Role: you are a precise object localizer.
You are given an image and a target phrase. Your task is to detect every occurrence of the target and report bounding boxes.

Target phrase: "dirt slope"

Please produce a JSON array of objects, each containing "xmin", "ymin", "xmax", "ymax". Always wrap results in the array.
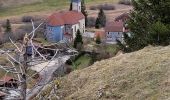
[{"xmin": 37, "ymin": 46, "xmax": 170, "ymax": 100}]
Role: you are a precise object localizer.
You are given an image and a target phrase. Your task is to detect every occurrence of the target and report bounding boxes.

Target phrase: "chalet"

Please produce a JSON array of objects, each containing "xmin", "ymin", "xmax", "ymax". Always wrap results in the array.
[
  {"xmin": 46, "ymin": 0, "xmax": 85, "ymax": 42},
  {"xmin": 0, "ymin": 76, "xmax": 18, "ymax": 88},
  {"xmin": 105, "ymin": 21, "xmax": 125, "ymax": 44},
  {"xmin": 105, "ymin": 13, "xmax": 130, "ymax": 44}
]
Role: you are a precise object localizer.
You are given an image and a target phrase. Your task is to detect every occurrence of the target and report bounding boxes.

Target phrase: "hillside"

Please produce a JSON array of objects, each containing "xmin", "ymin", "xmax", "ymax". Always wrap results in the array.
[
  {"xmin": 0, "ymin": 0, "xmax": 118, "ymax": 18},
  {"xmin": 37, "ymin": 46, "xmax": 170, "ymax": 100}
]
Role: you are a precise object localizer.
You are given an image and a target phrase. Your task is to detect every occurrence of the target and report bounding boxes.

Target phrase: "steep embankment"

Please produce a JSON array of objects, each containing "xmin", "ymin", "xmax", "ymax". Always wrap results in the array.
[{"xmin": 37, "ymin": 46, "xmax": 170, "ymax": 100}]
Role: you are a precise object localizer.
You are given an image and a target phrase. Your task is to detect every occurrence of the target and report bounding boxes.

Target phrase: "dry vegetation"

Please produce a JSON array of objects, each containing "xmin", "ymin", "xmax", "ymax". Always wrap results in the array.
[
  {"xmin": 0, "ymin": 0, "xmax": 43, "ymax": 7},
  {"xmin": 37, "ymin": 46, "xmax": 170, "ymax": 100}
]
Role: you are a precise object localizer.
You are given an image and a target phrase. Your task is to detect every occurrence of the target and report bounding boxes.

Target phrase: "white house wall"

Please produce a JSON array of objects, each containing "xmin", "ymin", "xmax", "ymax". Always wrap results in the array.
[
  {"xmin": 79, "ymin": 19, "xmax": 85, "ymax": 34},
  {"xmin": 106, "ymin": 32, "xmax": 124, "ymax": 44},
  {"xmin": 72, "ymin": 24, "xmax": 79, "ymax": 39},
  {"xmin": 71, "ymin": 18, "xmax": 85, "ymax": 39}
]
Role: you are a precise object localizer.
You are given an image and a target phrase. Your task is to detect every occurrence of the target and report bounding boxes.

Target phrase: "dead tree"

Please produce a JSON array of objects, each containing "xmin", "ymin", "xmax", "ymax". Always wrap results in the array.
[{"xmin": 0, "ymin": 20, "xmax": 78, "ymax": 100}]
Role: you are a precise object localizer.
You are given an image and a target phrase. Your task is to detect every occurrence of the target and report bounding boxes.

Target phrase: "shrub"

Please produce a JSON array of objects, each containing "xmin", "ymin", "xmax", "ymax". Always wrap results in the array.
[
  {"xmin": 98, "ymin": 4, "xmax": 116, "ymax": 10},
  {"xmin": 118, "ymin": 0, "xmax": 132, "ymax": 5},
  {"xmin": 22, "ymin": 16, "xmax": 34, "ymax": 22},
  {"xmin": 89, "ymin": 6, "xmax": 98, "ymax": 10},
  {"xmin": 90, "ymin": 4, "xmax": 115, "ymax": 10}
]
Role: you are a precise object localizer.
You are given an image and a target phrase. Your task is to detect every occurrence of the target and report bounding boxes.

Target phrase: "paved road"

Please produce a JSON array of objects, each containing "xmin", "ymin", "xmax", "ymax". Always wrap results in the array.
[{"xmin": 26, "ymin": 56, "xmax": 70, "ymax": 100}]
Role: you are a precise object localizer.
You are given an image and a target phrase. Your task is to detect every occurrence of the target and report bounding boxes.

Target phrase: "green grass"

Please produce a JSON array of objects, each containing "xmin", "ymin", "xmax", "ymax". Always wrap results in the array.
[
  {"xmin": 0, "ymin": 0, "xmax": 118, "ymax": 18},
  {"xmin": 105, "ymin": 44, "xmax": 119, "ymax": 55},
  {"xmin": 73, "ymin": 54, "xmax": 92, "ymax": 70}
]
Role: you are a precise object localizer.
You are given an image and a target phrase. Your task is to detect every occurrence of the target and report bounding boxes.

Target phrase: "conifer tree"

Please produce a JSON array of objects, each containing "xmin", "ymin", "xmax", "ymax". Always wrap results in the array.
[
  {"xmin": 95, "ymin": 8, "xmax": 106, "ymax": 28},
  {"xmin": 5, "ymin": 19, "xmax": 12, "ymax": 33},
  {"xmin": 3, "ymin": 19, "xmax": 14, "ymax": 42},
  {"xmin": 69, "ymin": 2, "xmax": 72, "ymax": 11},
  {"xmin": 81, "ymin": 0, "xmax": 88, "ymax": 27},
  {"xmin": 95, "ymin": 18, "xmax": 101, "ymax": 29},
  {"xmin": 119, "ymin": 0, "xmax": 170, "ymax": 52},
  {"xmin": 74, "ymin": 29, "xmax": 83, "ymax": 49}
]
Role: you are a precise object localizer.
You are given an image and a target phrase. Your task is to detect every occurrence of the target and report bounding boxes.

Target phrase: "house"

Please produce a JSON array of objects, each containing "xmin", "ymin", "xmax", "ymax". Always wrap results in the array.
[
  {"xmin": 105, "ymin": 21, "xmax": 125, "ymax": 44},
  {"xmin": 0, "ymin": 76, "xmax": 18, "ymax": 88},
  {"xmin": 115, "ymin": 12, "xmax": 130, "ymax": 22},
  {"xmin": 46, "ymin": 0, "xmax": 85, "ymax": 42},
  {"xmin": 104, "ymin": 13, "xmax": 130, "ymax": 44}
]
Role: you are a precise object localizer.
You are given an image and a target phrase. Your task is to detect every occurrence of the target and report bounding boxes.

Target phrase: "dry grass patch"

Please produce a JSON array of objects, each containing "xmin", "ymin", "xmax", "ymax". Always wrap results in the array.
[{"xmin": 36, "ymin": 46, "xmax": 170, "ymax": 100}]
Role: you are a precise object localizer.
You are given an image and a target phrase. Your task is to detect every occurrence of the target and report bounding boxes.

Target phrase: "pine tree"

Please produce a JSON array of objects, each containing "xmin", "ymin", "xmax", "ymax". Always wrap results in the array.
[
  {"xmin": 95, "ymin": 18, "xmax": 101, "ymax": 29},
  {"xmin": 81, "ymin": 0, "xmax": 88, "ymax": 27},
  {"xmin": 96, "ymin": 34, "xmax": 101, "ymax": 44},
  {"xmin": 69, "ymin": 2, "xmax": 72, "ymax": 11},
  {"xmin": 74, "ymin": 29, "xmax": 83, "ymax": 49},
  {"xmin": 95, "ymin": 8, "xmax": 106, "ymax": 28},
  {"xmin": 5, "ymin": 19, "xmax": 12, "ymax": 33},
  {"xmin": 3, "ymin": 19, "xmax": 14, "ymax": 42},
  {"xmin": 121, "ymin": 0, "xmax": 170, "ymax": 52}
]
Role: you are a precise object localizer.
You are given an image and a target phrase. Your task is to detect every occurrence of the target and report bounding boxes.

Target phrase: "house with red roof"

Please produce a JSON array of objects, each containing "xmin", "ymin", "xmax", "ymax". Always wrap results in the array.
[
  {"xmin": 46, "ymin": 0, "xmax": 85, "ymax": 42},
  {"xmin": 105, "ymin": 13, "xmax": 130, "ymax": 44},
  {"xmin": 115, "ymin": 12, "xmax": 130, "ymax": 22},
  {"xmin": 105, "ymin": 21, "xmax": 125, "ymax": 44}
]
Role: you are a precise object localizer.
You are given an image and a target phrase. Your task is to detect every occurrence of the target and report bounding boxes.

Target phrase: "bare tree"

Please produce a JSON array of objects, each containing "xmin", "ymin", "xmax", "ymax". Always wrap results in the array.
[{"xmin": 0, "ymin": 20, "xmax": 78, "ymax": 100}]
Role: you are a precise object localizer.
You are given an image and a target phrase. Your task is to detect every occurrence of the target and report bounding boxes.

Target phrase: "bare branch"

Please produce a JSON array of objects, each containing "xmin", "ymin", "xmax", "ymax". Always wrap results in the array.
[
  {"xmin": 7, "ymin": 57, "xmax": 21, "ymax": 82},
  {"xmin": 28, "ymin": 22, "xmax": 43, "ymax": 36},
  {"xmin": 9, "ymin": 37, "xmax": 21, "ymax": 52}
]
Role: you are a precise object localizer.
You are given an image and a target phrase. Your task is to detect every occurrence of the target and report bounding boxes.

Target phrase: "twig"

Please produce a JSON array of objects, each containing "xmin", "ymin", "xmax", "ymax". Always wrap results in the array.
[{"xmin": 9, "ymin": 37, "xmax": 21, "ymax": 52}]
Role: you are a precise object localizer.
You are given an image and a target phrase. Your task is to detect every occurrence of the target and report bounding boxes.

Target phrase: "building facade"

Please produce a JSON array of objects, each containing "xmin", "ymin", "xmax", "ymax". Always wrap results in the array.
[
  {"xmin": 105, "ymin": 21, "xmax": 125, "ymax": 44},
  {"xmin": 46, "ymin": 0, "xmax": 85, "ymax": 42}
]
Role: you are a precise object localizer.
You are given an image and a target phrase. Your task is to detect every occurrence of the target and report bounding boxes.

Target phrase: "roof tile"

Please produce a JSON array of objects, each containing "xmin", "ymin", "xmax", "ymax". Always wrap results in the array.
[{"xmin": 48, "ymin": 11, "xmax": 85, "ymax": 26}]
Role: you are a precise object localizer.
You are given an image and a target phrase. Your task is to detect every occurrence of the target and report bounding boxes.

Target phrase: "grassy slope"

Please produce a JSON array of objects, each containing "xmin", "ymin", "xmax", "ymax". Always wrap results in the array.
[
  {"xmin": 0, "ymin": 0, "xmax": 118, "ymax": 18},
  {"xmin": 39, "ymin": 46, "xmax": 170, "ymax": 100}
]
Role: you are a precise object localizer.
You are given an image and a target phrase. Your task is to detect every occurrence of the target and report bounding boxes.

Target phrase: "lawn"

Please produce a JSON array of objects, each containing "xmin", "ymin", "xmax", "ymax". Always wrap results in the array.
[
  {"xmin": 105, "ymin": 44, "xmax": 119, "ymax": 55},
  {"xmin": 73, "ymin": 54, "xmax": 92, "ymax": 70},
  {"xmin": 71, "ymin": 44, "xmax": 119, "ymax": 70},
  {"xmin": 0, "ymin": 0, "xmax": 118, "ymax": 18}
]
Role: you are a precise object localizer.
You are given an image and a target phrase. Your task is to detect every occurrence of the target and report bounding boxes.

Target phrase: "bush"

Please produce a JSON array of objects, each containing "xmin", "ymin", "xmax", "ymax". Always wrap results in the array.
[
  {"xmin": 22, "ymin": 16, "xmax": 34, "ymax": 22},
  {"xmin": 87, "ymin": 17, "xmax": 96, "ymax": 27},
  {"xmin": 98, "ymin": 4, "xmax": 116, "ymax": 10},
  {"xmin": 89, "ymin": 6, "xmax": 98, "ymax": 10},
  {"xmin": 118, "ymin": 0, "xmax": 132, "ymax": 5},
  {"xmin": 90, "ymin": 4, "xmax": 116, "ymax": 10}
]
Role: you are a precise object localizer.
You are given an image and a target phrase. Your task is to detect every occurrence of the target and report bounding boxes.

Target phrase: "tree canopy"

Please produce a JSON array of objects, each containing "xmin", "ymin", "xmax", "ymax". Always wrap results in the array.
[
  {"xmin": 74, "ymin": 29, "xmax": 83, "ymax": 50},
  {"xmin": 95, "ymin": 8, "xmax": 106, "ymax": 29},
  {"xmin": 5, "ymin": 19, "xmax": 12, "ymax": 33},
  {"xmin": 120, "ymin": 0, "xmax": 170, "ymax": 52},
  {"xmin": 81, "ymin": 0, "xmax": 88, "ymax": 27}
]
